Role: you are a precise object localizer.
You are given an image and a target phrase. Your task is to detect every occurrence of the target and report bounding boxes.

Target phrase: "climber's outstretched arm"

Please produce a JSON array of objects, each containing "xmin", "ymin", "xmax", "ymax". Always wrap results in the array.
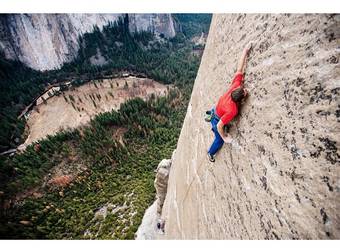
[{"xmin": 236, "ymin": 41, "xmax": 252, "ymax": 74}]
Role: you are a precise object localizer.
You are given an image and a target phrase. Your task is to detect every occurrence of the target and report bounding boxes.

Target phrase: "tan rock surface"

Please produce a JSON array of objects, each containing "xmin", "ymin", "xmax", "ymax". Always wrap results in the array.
[{"xmin": 161, "ymin": 14, "xmax": 339, "ymax": 239}]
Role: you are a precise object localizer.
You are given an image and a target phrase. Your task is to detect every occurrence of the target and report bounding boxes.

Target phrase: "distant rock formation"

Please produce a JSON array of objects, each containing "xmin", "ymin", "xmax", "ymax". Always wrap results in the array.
[
  {"xmin": 0, "ymin": 14, "xmax": 176, "ymax": 71},
  {"xmin": 128, "ymin": 14, "xmax": 176, "ymax": 39},
  {"xmin": 160, "ymin": 14, "xmax": 339, "ymax": 239}
]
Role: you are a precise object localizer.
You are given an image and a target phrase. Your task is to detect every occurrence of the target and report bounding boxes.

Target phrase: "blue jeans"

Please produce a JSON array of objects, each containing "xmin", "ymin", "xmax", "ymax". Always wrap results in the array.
[{"xmin": 208, "ymin": 109, "xmax": 224, "ymax": 156}]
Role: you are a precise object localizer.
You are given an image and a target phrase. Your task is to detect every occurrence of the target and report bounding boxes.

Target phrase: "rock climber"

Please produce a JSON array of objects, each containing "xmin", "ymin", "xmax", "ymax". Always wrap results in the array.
[{"xmin": 206, "ymin": 42, "xmax": 253, "ymax": 162}]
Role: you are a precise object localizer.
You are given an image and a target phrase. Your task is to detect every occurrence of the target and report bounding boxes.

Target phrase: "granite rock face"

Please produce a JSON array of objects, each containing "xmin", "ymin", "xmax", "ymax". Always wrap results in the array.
[
  {"xmin": 0, "ymin": 14, "xmax": 176, "ymax": 71},
  {"xmin": 128, "ymin": 14, "xmax": 176, "ymax": 39},
  {"xmin": 161, "ymin": 14, "xmax": 339, "ymax": 239}
]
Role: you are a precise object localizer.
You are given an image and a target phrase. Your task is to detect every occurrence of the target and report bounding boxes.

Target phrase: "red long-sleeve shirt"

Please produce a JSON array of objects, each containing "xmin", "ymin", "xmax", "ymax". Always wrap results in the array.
[{"xmin": 215, "ymin": 73, "xmax": 243, "ymax": 125}]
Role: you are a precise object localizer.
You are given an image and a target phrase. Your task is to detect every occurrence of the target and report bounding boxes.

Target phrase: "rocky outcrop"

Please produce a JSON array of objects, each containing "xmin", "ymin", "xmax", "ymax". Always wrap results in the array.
[
  {"xmin": 135, "ymin": 200, "xmax": 159, "ymax": 239},
  {"xmin": 161, "ymin": 14, "xmax": 339, "ymax": 239},
  {"xmin": 135, "ymin": 158, "xmax": 172, "ymax": 239},
  {"xmin": 155, "ymin": 159, "xmax": 172, "ymax": 215},
  {"xmin": 0, "ymin": 14, "xmax": 176, "ymax": 71}
]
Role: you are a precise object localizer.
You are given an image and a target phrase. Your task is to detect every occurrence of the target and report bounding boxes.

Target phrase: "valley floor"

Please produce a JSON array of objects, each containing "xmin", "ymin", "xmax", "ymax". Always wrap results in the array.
[{"xmin": 21, "ymin": 76, "xmax": 170, "ymax": 148}]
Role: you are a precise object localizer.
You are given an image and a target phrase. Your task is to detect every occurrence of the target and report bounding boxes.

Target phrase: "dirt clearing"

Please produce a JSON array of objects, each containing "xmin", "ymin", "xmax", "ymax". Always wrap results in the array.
[{"xmin": 21, "ymin": 76, "xmax": 170, "ymax": 147}]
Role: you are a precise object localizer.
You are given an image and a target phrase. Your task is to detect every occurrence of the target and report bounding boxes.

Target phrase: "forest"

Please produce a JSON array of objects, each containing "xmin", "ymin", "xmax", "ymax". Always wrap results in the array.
[{"xmin": 0, "ymin": 14, "xmax": 211, "ymax": 238}]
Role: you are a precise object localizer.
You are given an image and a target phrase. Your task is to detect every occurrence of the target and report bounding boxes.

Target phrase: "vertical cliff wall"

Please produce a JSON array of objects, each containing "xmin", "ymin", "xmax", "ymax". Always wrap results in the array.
[
  {"xmin": 161, "ymin": 14, "xmax": 339, "ymax": 239},
  {"xmin": 0, "ymin": 14, "xmax": 176, "ymax": 71},
  {"xmin": 128, "ymin": 14, "xmax": 176, "ymax": 38}
]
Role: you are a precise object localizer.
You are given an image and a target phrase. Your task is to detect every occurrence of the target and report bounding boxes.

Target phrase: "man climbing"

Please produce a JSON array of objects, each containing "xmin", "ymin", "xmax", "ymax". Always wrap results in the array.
[{"xmin": 206, "ymin": 42, "xmax": 252, "ymax": 162}]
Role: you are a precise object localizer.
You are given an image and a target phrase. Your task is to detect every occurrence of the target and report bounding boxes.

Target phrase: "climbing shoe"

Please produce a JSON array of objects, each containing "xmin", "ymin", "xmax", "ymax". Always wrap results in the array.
[
  {"xmin": 207, "ymin": 153, "xmax": 215, "ymax": 162},
  {"xmin": 205, "ymin": 110, "xmax": 212, "ymax": 122}
]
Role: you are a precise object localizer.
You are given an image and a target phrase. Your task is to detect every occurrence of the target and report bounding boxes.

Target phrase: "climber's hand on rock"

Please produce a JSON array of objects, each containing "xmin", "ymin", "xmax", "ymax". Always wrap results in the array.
[
  {"xmin": 245, "ymin": 41, "xmax": 253, "ymax": 53},
  {"xmin": 223, "ymin": 134, "xmax": 233, "ymax": 144}
]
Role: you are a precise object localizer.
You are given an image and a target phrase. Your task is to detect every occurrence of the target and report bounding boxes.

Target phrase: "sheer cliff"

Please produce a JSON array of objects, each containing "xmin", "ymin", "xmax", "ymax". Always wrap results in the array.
[
  {"xmin": 161, "ymin": 14, "xmax": 339, "ymax": 239},
  {"xmin": 0, "ymin": 14, "xmax": 176, "ymax": 71}
]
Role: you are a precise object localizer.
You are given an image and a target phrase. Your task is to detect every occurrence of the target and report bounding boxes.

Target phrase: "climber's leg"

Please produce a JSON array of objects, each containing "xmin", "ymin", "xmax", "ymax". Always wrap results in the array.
[
  {"xmin": 208, "ymin": 128, "xmax": 224, "ymax": 155},
  {"xmin": 208, "ymin": 118, "xmax": 224, "ymax": 157}
]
